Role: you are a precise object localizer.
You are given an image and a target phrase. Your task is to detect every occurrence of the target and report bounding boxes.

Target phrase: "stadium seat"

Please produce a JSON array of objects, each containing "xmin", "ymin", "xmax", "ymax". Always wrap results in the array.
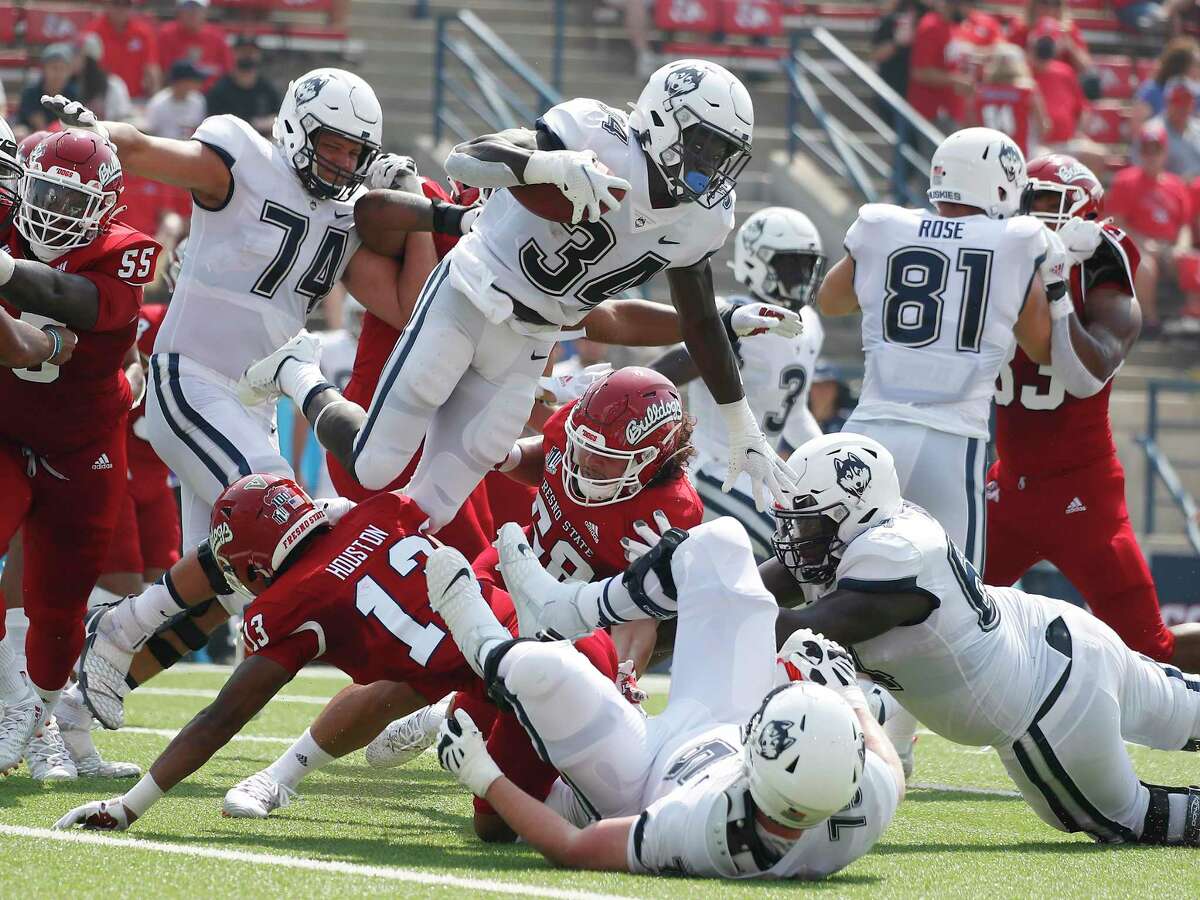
[
  {"xmin": 720, "ymin": 0, "xmax": 784, "ymax": 37},
  {"xmin": 1095, "ymin": 57, "xmax": 1135, "ymax": 100},
  {"xmin": 655, "ymin": 0, "xmax": 721, "ymax": 32},
  {"xmin": 22, "ymin": 7, "xmax": 92, "ymax": 45},
  {"xmin": 212, "ymin": 0, "xmax": 334, "ymax": 9},
  {"xmin": 1079, "ymin": 104, "xmax": 1130, "ymax": 144},
  {"xmin": 0, "ymin": 6, "xmax": 16, "ymax": 45}
]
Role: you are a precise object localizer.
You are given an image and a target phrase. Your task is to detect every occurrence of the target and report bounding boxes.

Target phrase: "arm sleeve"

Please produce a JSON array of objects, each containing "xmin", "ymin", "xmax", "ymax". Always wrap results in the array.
[
  {"xmin": 836, "ymin": 526, "xmax": 926, "ymax": 595},
  {"xmin": 192, "ymin": 114, "xmax": 258, "ymax": 171},
  {"xmin": 842, "ymin": 210, "xmax": 872, "ymax": 259}
]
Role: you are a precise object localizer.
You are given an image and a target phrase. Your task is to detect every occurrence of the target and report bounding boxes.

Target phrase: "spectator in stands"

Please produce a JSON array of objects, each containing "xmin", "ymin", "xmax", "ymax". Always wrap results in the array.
[
  {"xmin": 18, "ymin": 44, "xmax": 78, "ymax": 132},
  {"xmin": 86, "ymin": 0, "xmax": 162, "ymax": 100},
  {"xmin": 1107, "ymin": 124, "xmax": 1193, "ymax": 335},
  {"xmin": 1031, "ymin": 34, "xmax": 1088, "ymax": 146},
  {"xmin": 1111, "ymin": 0, "xmax": 1169, "ymax": 31},
  {"xmin": 908, "ymin": 0, "xmax": 1000, "ymax": 130},
  {"xmin": 145, "ymin": 60, "xmax": 207, "ymax": 141},
  {"xmin": 1006, "ymin": 0, "xmax": 1092, "ymax": 73},
  {"xmin": 1134, "ymin": 37, "xmax": 1200, "ymax": 129},
  {"xmin": 1134, "ymin": 79, "xmax": 1200, "ymax": 180},
  {"xmin": 205, "ymin": 35, "xmax": 281, "ymax": 136},
  {"xmin": 873, "ymin": 0, "xmax": 927, "ymax": 204},
  {"xmin": 972, "ymin": 43, "xmax": 1048, "ymax": 156},
  {"xmin": 158, "ymin": 0, "xmax": 234, "ymax": 91},
  {"xmin": 77, "ymin": 34, "xmax": 134, "ymax": 123}
]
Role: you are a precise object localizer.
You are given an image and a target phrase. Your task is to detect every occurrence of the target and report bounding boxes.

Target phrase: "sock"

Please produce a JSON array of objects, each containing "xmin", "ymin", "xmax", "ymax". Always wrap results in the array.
[
  {"xmin": 0, "ymin": 632, "xmax": 31, "ymax": 704},
  {"xmin": 278, "ymin": 359, "xmax": 332, "ymax": 414},
  {"xmin": 105, "ymin": 578, "xmax": 188, "ymax": 652},
  {"xmin": 264, "ymin": 728, "xmax": 335, "ymax": 790},
  {"xmin": 5, "ymin": 607, "xmax": 28, "ymax": 676},
  {"xmin": 54, "ymin": 684, "xmax": 91, "ymax": 732},
  {"xmin": 32, "ymin": 685, "xmax": 61, "ymax": 723},
  {"xmin": 570, "ymin": 568, "xmax": 668, "ymax": 630}
]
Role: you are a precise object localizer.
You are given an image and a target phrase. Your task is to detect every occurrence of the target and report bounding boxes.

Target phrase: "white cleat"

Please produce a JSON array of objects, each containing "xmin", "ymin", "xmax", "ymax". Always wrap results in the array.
[
  {"xmin": 897, "ymin": 736, "xmax": 917, "ymax": 781},
  {"xmin": 77, "ymin": 621, "xmax": 133, "ymax": 731},
  {"xmin": 0, "ymin": 693, "xmax": 43, "ymax": 775},
  {"xmin": 56, "ymin": 687, "xmax": 140, "ymax": 779},
  {"xmin": 365, "ymin": 695, "xmax": 452, "ymax": 769},
  {"xmin": 426, "ymin": 546, "xmax": 510, "ymax": 677},
  {"xmin": 495, "ymin": 522, "xmax": 589, "ymax": 640},
  {"xmin": 222, "ymin": 770, "xmax": 297, "ymax": 819},
  {"xmin": 25, "ymin": 719, "xmax": 77, "ymax": 782},
  {"xmin": 237, "ymin": 330, "xmax": 322, "ymax": 406}
]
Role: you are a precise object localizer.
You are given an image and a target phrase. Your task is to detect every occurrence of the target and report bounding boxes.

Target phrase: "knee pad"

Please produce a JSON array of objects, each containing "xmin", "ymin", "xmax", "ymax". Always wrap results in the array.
[
  {"xmin": 501, "ymin": 641, "xmax": 582, "ymax": 703},
  {"xmin": 1141, "ymin": 783, "xmax": 1200, "ymax": 846},
  {"xmin": 676, "ymin": 517, "xmax": 769, "ymax": 603},
  {"xmin": 463, "ymin": 375, "xmax": 536, "ymax": 466},
  {"xmin": 403, "ymin": 326, "xmax": 474, "ymax": 408}
]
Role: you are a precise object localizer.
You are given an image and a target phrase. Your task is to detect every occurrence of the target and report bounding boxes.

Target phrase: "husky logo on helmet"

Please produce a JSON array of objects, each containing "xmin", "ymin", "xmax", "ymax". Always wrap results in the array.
[
  {"xmin": 740, "ymin": 215, "xmax": 765, "ymax": 251},
  {"xmin": 998, "ymin": 141, "xmax": 1022, "ymax": 184},
  {"xmin": 834, "ymin": 452, "xmax": 872, "ymax": 499},
  {"xmin": 295, "ymin": 74, "xmax": 331, "ymax": 105},
  {"xmin": 664, "ymin": 65, "xmax": 705, "ymax": 99},
  {"xmin": 625, "ymin": 396, "xmax": 683, "ymax": 445},
  {"xmin": 757, "ymin": 719, "xmax": 796, "ymax": 760},
  {"xmin": 210, "ymin": 521, "xmax": 234, "ymax": 555}
]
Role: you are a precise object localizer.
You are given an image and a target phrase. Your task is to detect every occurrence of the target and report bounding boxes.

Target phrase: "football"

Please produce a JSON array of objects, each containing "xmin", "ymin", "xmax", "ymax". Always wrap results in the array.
[{"xmin": 508, "ymin": 164, "xmax": 626, "ymax": 223}]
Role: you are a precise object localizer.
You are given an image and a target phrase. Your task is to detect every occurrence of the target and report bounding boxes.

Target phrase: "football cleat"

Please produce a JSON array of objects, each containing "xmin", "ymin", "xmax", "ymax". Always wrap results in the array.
[
  {"xmin": 56, "ymin": 687, "xmax": 140, "ymax": 779},
  {"xmin": 495, "ymin": 522, "xmax": 590, "ymax": 641},
  {"xmin": 426, "ymin": 546, "xmax": 509, "ymax": 678},
  {"xmin": 0, "ymin": 692, "xmax": 43, "ymax": 775},
  {"xmin": 365, "ymin": 695, "xmax": 452, "ymax": 769},
  {"xmin": 238, "ymin": 330, "xmax": 322, "ymax": 406},
  {"xmin": 25, "ymin": 719, "xmax": 77, "ymax": 782},
  {"xmin": 77, "ymin": 620, "xmax": 133, "ymax": 731},
  {"xmin": 222, "ymin": 770, "xmax": 297, "ymax": 818}
]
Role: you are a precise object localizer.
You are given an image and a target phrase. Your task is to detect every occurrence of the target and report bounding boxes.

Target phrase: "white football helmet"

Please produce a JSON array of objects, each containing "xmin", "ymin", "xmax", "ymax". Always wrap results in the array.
[
  {"xmin": 629, "ymin": 59, "xmax": 753, "ymax": 208},
  {"xmin": 927, "ymin": 127, "xmax": 1029, "ymax": 219},
  {"xmin": 274, "ymin": 67, "xmax": 382, "ymax": 201},
  {"xmin": 772, "ymin": 433, "xmax": 902, "ymax": 584},
  {"xmin": 0, "ymin": 116, "xmax": 20, "ymax": 227},
  {"xmin": 744, "ymin": 682, "xmax": 864, "ymax": 829},
  {"xmin": 732, "ymin": 206, "xmax": 825, "ymax": 310}
]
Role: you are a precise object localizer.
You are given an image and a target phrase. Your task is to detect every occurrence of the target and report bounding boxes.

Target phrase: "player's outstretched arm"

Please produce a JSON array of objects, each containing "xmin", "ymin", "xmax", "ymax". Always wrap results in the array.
[
  {"xmin": 0, "ymin": 308, "xmax": 74, "ymax": 368},
  {"xmin": 816, "ymin": 254, "xmax": 860, "ymax": 315},
  {"xmin": 353, "ymin": 189, "xmax": 479, "ymax": 258},
  {"xmin": 667, "ymin": 260, "xmax": 742, "ymax": 404},
  {"xmin": 581, "ymin": 297, "xmax": 683, "ymax": 347},
  {"xmin": 1015, "ymin": 278, "xmax": 1053, "ymax": 365},
  {"xmin": 0, "ymin": 248, "xmax": 103, "ymax": 330},
  {"xmin": 342, "ymin": 233, "xmax": 438, "ymax": 330},
  {"xmin": 444, "ymin": 127, "xmax": 546, "ymax": 187}
]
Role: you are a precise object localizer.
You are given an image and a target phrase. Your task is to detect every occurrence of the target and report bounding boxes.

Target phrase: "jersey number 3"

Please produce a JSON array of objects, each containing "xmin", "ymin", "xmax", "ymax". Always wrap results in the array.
[{"xmin": 883, "ymin": 247, "xmax": 992, "ymax": 350}]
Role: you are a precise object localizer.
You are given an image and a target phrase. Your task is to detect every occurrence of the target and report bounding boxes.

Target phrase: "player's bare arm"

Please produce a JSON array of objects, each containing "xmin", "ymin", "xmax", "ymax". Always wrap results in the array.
[
  {"xmin": 1060, "ymin": 284, "xmax": 1140, "ymax": 385},
  {"xmin": 816, "ymin": 254, "xmax": 860, "ymax": 315},
  {"xmin": 580, "ymin": 297, "xmax": 684, "ymax": 346},
  {"xmin": 667, "ymin": 260, "xmax": 743, "ymax": 404},
  {"xmin": 0, "ymin": 251, "xmax": 103, "ymax": 330},
  {"xmin": 497, "ymin": 435, "xmax": 546, "ymax": 486},
  {"xmin": 1015, "ymin": 278, "xmax": 1053, "ymax": 365},
  {"xmin": 0, "ymin": 308, "xmax": 74, "ymax": 368},
  {"xmin": 341, "ymin": 234, "xmax": 438, "ymax": 330},
  {"xmin": 354, "ymin": 189, "xmax": 480, "ymax": 258}
]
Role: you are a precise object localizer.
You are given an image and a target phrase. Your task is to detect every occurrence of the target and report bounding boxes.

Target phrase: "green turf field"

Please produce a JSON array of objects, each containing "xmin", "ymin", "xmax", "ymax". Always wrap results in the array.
[{"xmin": 3, "ymin": 664, "xmax": 1199, "ymax": 898}]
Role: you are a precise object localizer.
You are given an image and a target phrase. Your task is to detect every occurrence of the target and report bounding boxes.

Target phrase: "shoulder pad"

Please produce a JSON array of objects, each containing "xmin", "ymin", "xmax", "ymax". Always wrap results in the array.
[
  {"xmin": 837, "ymin": 522, "xmax": 925, "ymax": 592},
  {"xmin": 1005, "ymin": 215, "xmax": 1045, "ymax": 240},
  {"xmin": 856, "ymin": 203, "xmax": 899, "ymax": 224},
  {"xmin": 192, "ymin": 114, "xmax": 267, "ymax": 164}
]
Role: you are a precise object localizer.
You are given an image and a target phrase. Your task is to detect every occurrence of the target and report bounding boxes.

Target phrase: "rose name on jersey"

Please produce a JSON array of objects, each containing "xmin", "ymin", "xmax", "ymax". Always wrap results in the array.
[{"xmin": 324, "ymin": 524, "xmax": 390, "ymax": 580}]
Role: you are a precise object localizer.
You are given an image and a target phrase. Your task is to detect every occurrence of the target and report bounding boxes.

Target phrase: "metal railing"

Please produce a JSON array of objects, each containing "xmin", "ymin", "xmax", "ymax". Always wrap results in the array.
[
  {"xmin": 785, "ymin": 27, "xmax": 943, "ymax": 204},
  {"xmin": 1138, "ymin": 379, "xmax": 1200, "ymax": 555},
  {"xmin": 432, "ymin": 10, "xmax": 562, "ymax": 146}
]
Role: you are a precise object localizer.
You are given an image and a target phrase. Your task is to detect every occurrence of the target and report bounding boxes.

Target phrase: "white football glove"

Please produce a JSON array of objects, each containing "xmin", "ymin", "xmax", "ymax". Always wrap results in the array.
[
  {"xmin": 729, "ymin": 302, "xmax": 804, "ymax": 339},
  {"xmin": 537, "ymin": 362, "xmax": 612, "ymax": 404},
  {"xmin": 40, "ymin": 95, "xmax": 109, "ymax": 141},
  {"xmin": 365, "ymin": 153, "xmax": 421, "ymax": 193},
  {"xmin": 720, "ymin": 398, "xmax": 796, "ymax": 512},
  {"xmin": 53, "ymin": 796, "xmax": 137, "ymax": 831},
  {"xmin": 436, "ymin": 708, "xmax": 502, "ymax": 797},
  {"xmin": 315, "ymin": 496, "xmax": 357, "ymax": 526},
  {"xmin": 1039, "ymin": 226, "xmax": 1069, "ymax": 290},
  {"xmin": 523, "ymin": 149, "xmax": 631, "ymax": 225},
  {"xmin": 1057, "ymin": 217, "xmax": 1103, "ymax": 268},
  {"xmin": 621, "ymin": 509, "xmax": 675, "ymax": 562},
  {"xmin": 777, "ymin": 628, "xmax": 867, "ymax": 711}
]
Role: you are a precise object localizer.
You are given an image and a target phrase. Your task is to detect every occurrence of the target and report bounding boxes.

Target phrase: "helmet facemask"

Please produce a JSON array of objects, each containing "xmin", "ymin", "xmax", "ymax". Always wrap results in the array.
[
  {"xmin": 17, "ymin": 169, "xmax": 115, "ymax": 260},
  {"xmin": 758, "ymin": 249, "xmax": 826, "ymax": 309},
  {"xmin": 772, "ymin": 494, "xmax": 847, "ymax": 585},
  {"xmin": 289, "ymin": 119, "xmax": 379, "ymax": 201},
  {"xmin": 650, "ymin": 115, "xmax": 750, "ymax": 209},
  {"xmin": 563, "ymin": 417, "xmax": 665, "ymax": 507},
  {"xmin": 1021, "ymin": 181, "xmax": 1095, "ymax": 230},
  {"xmin": 0, "ymin": 153, "xmax": 19, "ymax": 230}
]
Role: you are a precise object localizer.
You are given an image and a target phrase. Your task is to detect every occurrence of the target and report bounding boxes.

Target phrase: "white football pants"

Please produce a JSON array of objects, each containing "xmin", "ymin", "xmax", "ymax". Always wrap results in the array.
[
  {"xmin": 352, "ymin": 259, "xmax": 552, "ymax": 531},
  {"xmin": 496, "ymin": 518, "xmax": 779, "ymax": 820}
]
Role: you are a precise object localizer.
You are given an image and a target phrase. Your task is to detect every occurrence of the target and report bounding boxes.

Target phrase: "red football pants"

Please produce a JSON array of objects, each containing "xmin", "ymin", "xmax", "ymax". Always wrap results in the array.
[
  {"xmin": 985, "ymin": 455, "xmax": 1174, "ymax": 661},
  {"xmin": 102, "ymin": 477, "xmax": 181, "ymax": 576},
  {"xmin": 0, "ymin": 427, "xmax": 128, "ymax": 690}
]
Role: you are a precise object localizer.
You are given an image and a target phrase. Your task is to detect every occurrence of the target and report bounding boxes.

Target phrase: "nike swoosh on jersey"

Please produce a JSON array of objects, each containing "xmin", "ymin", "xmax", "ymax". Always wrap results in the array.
[
  {"xmin": 658, "ymin": 236, "xmax": 681, "ymax": 245},
  {"xmin": 334, "ymin": 211, "xmax": 352, "ymax": 219},
  {"xmin": 531, "ymin": 351, "xmax": 550, "ymax": 361}
]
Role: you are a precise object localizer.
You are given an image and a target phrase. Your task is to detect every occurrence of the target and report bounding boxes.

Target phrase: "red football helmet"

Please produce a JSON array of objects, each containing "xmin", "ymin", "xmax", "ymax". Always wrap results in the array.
[
  {"xmin": 209, "ymin": 474, "xmax": 330, "ymax": 599},
  {"xmin": 563, "ymin": 366, "xmax": 686, "ymax": 507},
  {"xmin": 1022, "ymin": 154, "xmax": 1104, "ymax": 229},
  {"xmin": 17, "ymin": 129, "xmax": 125, "ymax": 260},
  {"xmin": 16, "ymin": 130, "xmax": 53, "ymax": 166}
]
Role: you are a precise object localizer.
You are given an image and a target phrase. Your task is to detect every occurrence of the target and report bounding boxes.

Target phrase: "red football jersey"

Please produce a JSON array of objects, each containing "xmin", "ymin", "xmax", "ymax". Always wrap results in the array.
[
  {"xmin": 974, "ymin": 83, "xmax": 1036, "ymax": 155},
  {"xmin": 526, "ymin": 402, "xmax": 704, "ymax": 582},
  {"xmin": 994, "ymin": 225, "xmax": 1140, "ymax": 476},
  {"xmin": 127, "ymin": 303, "xmax": 169, "ymax": 482},
  {"xmin": 242, "ymin": 491, "xmax": 515, "ymax": 701},
  {"xmin": 0, "ymin": 223, "xmax": 160, "ymax": 454}
]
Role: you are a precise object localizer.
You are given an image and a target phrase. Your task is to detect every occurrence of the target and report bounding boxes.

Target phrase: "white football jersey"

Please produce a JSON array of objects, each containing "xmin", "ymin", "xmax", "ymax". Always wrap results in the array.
[
  {"xmin": 317, "ymin": 328, "xmax": 357, "ymax": 391},
  {"xmin": 629, "ymin": 723, "xmax": 898, "ymax": 879},
  {"xmin": 827, "ymin": 504, "xmax": 1067, "ymax": 747},
  {"xmin": 690, "ymin": 300, "xmax": 824, "ymax": 461},
  {"xmin": 448, "ymin": 98, "xmax": 735, "ymax": 330},
  {"xmin": 845, "ymin": 204, "xmax": 1048, "ymax": 438},
  {"xmin": 155, "ymin": 115, "xmax": 364, "ymax": 380}
]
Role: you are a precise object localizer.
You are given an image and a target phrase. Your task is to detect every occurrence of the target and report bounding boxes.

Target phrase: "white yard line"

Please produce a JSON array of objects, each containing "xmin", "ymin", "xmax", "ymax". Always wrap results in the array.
[
  {"xmin": 120, "ymin": 726, "xmax": 295, "ymax": 745},
  {"xmin": 137, "ymin": 687, "xmax": 333, "ymax": 704},
  {"xmin": 0, "ymin": 825, "xmax": 633, "ymax": 900},
  {"xmin": 910, "ymin": 781, "xmax": 1020, "ymax": 798}
]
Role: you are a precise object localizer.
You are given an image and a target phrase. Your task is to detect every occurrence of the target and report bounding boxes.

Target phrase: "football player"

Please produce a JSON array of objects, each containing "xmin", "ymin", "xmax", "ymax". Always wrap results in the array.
[
  {"xmin": 816, "ymin": 127, "xmax": 1057, "ymax": 571},
  {"xmin": 37, "ymin": 70, "xmax": 476, "ymax": 575},
  {"xmin": 256, "ymin": 59, "xmax": 794, "ymax": 539},
  {"xmin": 986, "ymin": 155, "xmax": 1200, "ymax": 670},
  {"xmin": 52, "ymin": 474, "xmax": 616, "ymax": 831},
  {"xmin": 0, "ymin": 130, "xmax": 160, "ymax": 777},
  {"xmin": 763, "ymin": 434, "xmax": 1200, "ymax": 846},
  {"xmin": 651, "ymin": 206, "xmax": 826, "ymax": 559},
  {"xmin": 429, "ymin": 517, "xmax": 903, "ymax": 879}
]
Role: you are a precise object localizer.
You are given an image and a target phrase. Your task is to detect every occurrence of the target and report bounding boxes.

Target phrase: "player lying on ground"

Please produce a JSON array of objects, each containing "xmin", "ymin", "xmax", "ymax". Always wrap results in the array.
[
  {"xmin": 986, "ymin": 153, "xmax": 1200, "ymax": 669},
  {"xmin": 429, "ymin": 516, "xmax": 903, "ymax": 878}
]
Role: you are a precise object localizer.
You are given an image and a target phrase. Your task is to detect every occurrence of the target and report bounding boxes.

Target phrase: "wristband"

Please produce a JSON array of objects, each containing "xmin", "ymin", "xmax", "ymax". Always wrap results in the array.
[
  {"xmin": 495, "ymin": 443, "xmax": 522, "ymax": 473},
  {"xmin": 122, "ymin": 773, "xmax": 164, "ymax": 817},
  {"xmin": 1045, "ymin": 280, "xmax": 1068, "ymax": 303},
  {"xmin": 719, "ymin": 304, "xmax": 742, "ymax": 350},
  {"xmin": 41, "ymin": 325, "xmax": 62, "ymax": 363},
  {"xmin": 430, "ymin": 200, "xmax": 470, "ymax": 237}
]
